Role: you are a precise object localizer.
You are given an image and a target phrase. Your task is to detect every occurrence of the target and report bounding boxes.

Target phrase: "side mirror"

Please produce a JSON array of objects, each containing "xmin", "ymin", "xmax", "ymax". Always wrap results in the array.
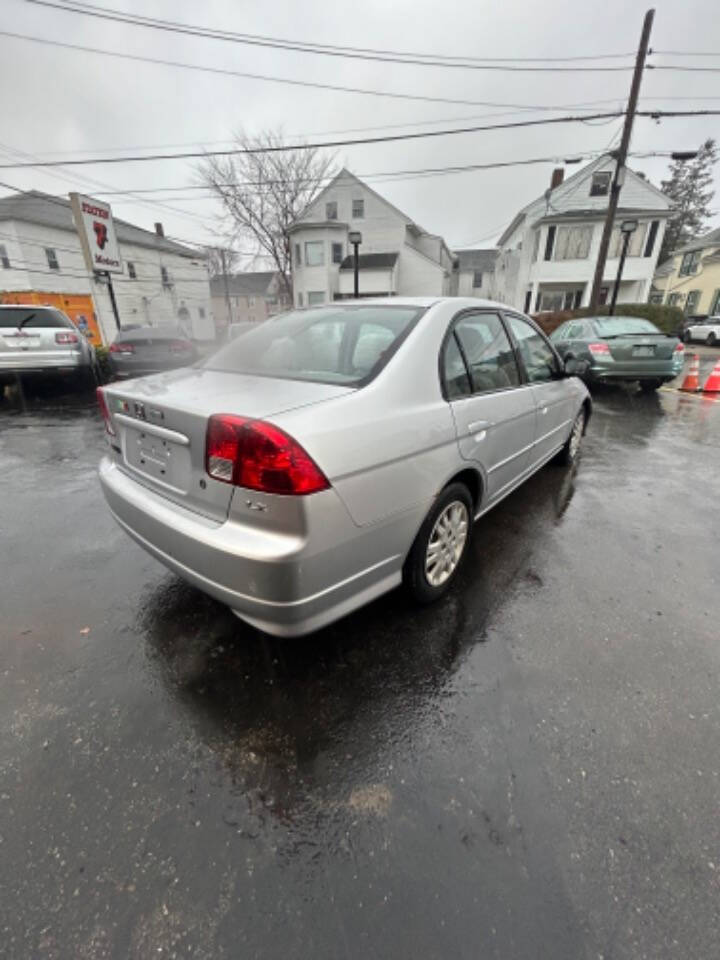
[{"xmin": 564, "ymin": 356, "xmax": 589, "ymax": 377}]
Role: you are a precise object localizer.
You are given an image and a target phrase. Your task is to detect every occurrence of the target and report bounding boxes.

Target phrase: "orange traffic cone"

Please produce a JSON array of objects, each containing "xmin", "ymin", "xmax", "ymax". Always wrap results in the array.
[
  {"xmin": 702, "ymin": 358, "xmax": 720, "ymax": 394},
  {"xmin": 680, "ymin": 353, "xmax": 701, "ymax": 392}
]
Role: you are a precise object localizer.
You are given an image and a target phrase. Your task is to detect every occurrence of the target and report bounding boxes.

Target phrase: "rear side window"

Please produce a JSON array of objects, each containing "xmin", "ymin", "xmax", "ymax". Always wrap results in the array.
[
  {"xmin": 453, "ymin": 313, "xmax": 520, "ymax": 393},
  {"xmin": 505, "ymin": 314, "xmax": 559, "ymax": 383},
  {"xmin": 0, "ymin": 307, "xmax": 71, "ymax": 329},
  {"xmin": 443, "ymin": 334, "xmax": 472, "ymax": 399},
  {"xmin": 204, "ymin": 305, "xmax": 423, "ymax": 385}
]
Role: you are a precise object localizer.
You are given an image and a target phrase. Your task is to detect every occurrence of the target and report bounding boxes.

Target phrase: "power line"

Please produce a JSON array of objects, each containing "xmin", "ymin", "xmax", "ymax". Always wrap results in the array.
[
  {"xmin": 0, "ymin": 112, "xmax": 628, "ymax": 169},
  {"xmin": 0, "ymin": 31, "xmax": 635, "ymax": 110},
  {"xmin": 24, "ymin": 0, "xmax": 636, "ymax": 71},
  {"xmin": 650, "ymin": 65, "xmax": 720, "ymax": 73}
]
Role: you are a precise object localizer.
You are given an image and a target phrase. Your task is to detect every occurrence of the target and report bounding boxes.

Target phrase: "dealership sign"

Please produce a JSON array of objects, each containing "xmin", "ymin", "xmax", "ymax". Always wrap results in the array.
[{"xmin": 69, "ymin": 192, "xmax": 123, "ymax": 274}]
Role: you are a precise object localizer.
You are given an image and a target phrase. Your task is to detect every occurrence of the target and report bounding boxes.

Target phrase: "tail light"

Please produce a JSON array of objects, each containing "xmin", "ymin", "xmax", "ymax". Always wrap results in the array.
[
  {"xmin": 55, "ymin": 331, "xmax": 79, "ymax": 344},
  {"xmin": 169, "ymin": 339, "xmax": 192, "ymax": 354},
  {"xmin": 588, "ymin": 342, "xmax": 611, "ymax": 357},
  {"xmin": 205, "ymin": 414, "xmax": 329, "ymax": 495},
  {"xmin": 96, "ymin": 387, "xmax": 116, "ymax": 436},
  {"xmin": 109, "ymin": 342, "xmax": 135, "ymax": 354},
  {"xmin": 674, "ymin": 341, "xmax": 685, "ymax": 353}
]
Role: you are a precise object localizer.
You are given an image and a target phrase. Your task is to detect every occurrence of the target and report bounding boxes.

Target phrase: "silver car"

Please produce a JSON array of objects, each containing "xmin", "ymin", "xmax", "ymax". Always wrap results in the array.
[
  {"xmin": 98, "ymin": 298, "xmax": 590, "ymax": 637},
  {"xmin": 0, "ymin": 304, "xmax": 98, "ymax": 387}
]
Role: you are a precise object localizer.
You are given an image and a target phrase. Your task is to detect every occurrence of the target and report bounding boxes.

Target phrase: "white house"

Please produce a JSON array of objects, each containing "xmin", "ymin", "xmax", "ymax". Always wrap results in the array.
[
  {"xmin": 454, "ymin": 249, "xmax": 498, "ymax": 300},
  {"xmin": 288, "ymin": 169, "xmax": 455, "ymax": 306},
  {"xmin": 209, "ymin": 270, "xmax": 291, "ymax": 332},
  {"xmin": 492, "ymin": 156, "xmax": 671, "ymax": 313},
  {"xmin": 0, "ymin": 190, "xmax": 213, "ymax": 344}
]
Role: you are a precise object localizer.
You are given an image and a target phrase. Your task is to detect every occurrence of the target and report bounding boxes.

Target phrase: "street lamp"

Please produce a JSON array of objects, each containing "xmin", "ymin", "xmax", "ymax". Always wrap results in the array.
[
  {"xmin": 608, "ymin": 219, "xmax": 638, "ymax": 316},
  {"xmin": 349, "ymin": 230, "xmax": 362, "ymax": 299}
]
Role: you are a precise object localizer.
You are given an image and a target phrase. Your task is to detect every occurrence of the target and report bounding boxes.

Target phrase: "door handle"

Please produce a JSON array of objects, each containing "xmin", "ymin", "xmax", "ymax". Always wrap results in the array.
[{"xmin": 468, "ymin": 419, "xmax": 490, "ymax": 434}]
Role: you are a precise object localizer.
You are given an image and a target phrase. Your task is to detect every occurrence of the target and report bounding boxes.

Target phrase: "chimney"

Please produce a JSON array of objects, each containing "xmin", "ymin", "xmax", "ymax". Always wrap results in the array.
[
  {"xmin": 550, "ymin": 168, "xmax": 564, "ymax": 190},
  {"xmin": 154, "ymin": 222, "xmax": 165, "ymax": 237}
]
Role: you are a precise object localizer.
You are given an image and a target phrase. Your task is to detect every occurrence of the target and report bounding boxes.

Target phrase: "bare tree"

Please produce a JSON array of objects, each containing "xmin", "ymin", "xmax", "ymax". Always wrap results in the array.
[
  {"xmin": 199, "ymin": 129, "xmax": 335, "ymax": 299},
  {"xmin": 204, "ymin": 245, "xmax": 239, "ymax": 278}
]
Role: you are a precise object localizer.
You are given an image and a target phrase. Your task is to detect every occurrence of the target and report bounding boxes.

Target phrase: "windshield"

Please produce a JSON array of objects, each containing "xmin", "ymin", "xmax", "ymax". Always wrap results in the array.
[
  {"xmin": 593, "ymin": 317, "xmax": 659, "ymax": 336},
  {"xmin": 0, "ymin": 307, "xmax": 71, "ymax": 329},
  {"xmin": 204, "ymin": 304, "xmax": 423, "ymax": 384}
]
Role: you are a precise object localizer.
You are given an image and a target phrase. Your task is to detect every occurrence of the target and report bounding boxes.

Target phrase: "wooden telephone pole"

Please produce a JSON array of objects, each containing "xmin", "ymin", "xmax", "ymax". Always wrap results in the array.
[{"xmin": 588, "ymin": 8, "xmax": 655, "ymax": 311}]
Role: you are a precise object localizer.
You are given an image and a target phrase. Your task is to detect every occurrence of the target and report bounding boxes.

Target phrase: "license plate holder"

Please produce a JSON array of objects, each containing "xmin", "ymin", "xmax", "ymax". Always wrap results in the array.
[
  {"xmin": 6, "ymin": 337, "xmax": 40, "ymax": 349},
  {"xmin": 124, "ymin": 425, "xmax": 189, "ymax": 488},
  {"xmin": 632, "ymin": 345, "xmax": 655, "ymax": 357}
]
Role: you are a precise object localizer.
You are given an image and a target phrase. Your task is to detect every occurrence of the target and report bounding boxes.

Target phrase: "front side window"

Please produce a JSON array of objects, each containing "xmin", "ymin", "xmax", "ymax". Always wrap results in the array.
[
  {"xmin": 506, "ymin": 314, "xmax": 559, "ymax": 383},
  {"xmin": 590, "ymin": 171, "xmax": 611, "ymax": 196},
  {"xmin": 326, "ymin": 201, "xmax": 337, "ymax": 220},
  {"xmin": 203, "ymin": 304, "xmax": 423, "ymax": 386},
  {"xmin": 453, "ymin": 313, "xmax": 520, "ymax": 393},
  {"xmin": 305, "ymin": 241, "xmax": 324, "ymax": 267},
  {"xmin": 352, "ymin": 198, "xmax": 364, "ymax": 218},
  {"xmin": 45, "ymin": 247, "xmax": 59, "ymax": 270}
]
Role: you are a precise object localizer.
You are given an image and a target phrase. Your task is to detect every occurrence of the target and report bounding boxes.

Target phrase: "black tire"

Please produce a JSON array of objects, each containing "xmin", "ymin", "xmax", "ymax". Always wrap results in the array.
[
  {"xmin": 554, "ymin": 408, "xmax": 586, "ymax": 466},
  {"xmin": 403, "ymin": 482, "xmax": 473, "ymax": 604},
  {"xmin": 640, "ymin": 379, "xmax": 663, "ymax": 393},
  {"xmin": 708, "ymin": 332, "xmax": 717, "ymax": 346}
]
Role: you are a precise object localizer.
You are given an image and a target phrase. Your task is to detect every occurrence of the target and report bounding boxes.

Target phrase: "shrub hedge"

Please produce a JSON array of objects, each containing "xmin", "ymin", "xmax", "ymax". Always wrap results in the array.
[{"xmin": 532, "ymin": 303, "xmax": 684, "ymax": 337}]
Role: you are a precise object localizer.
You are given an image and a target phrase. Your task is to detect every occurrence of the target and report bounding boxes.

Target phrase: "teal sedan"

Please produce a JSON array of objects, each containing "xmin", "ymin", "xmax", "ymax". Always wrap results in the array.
[{"xmin": 549, "ymin": 316, "xmax": 685, "ymax": 392}]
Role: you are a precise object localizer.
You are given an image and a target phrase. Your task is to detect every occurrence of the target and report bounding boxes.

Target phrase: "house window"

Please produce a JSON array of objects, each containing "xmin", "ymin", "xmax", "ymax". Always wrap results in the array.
[
  {"xmin": 305, "ymin": 241, "xmax": 324, "ymax": 266},
  {"xmin": 524, "ymin": 290, "xmax": 532, "ymax": 313},
  {"xmin": 609, "ymin": 223, "xmax": 647, "ymax": 259},
  {"xmin": 352, "ymin": 198, "xmax": 364, "ymax": 218},
  {"xmin": 161, "ymin": 265, "xmax": 171, "ymax": 286},
  {"xmin": 326, "ymin": 201, "xmax": 337, "ymax": 220},
  {"xmin": 294, "ymin": 243, "xmax": 302, "ymax": 267},
  {"xmin": 553, "ymin": 225, "xmax": 592, "ymax": 261},
  {"xmin": 667, "ymin": 292, "xmax": 682, "ymax": 307},
  {"xmin": 710, "ymin": 289, "xmax": 720, "ymax": 315},
  {"xmin": 599, "ymin": 286, "xmax": 609, "ymax": 305},
  {"xmin": 472, "ymin": 270, "xmax": 483, "ymax": 289},
  {"xmin": 297, "ymin": 292, "xmax": 304, "ymax": 307},
  {"xmin": 590, "ymin": 171, "xmax": 611, "ymax": 197},
  {"xmin": 127, "ymin": 261, "xmax": 136, "ymax": 279},
  {"xmin": 198, "ymin": 306, "xmax": 206, "ymax": 318},
  {"xmin": 0, "ymin": 244, "xmax": 9, "ymax": 269},
  {"xmin": 332, "ymin": 242, "xmax": 343, "ymax": 264},
  {"xmin": 308, "ymin": 291, "xmax": 325, "ymax": 305},
  {"xmin": 679, "ymin": 250, "xmax": 701, "ymax": 276},
  {"xmin": 684, "ymin": 290, "xmax": 701, "ymax": 315},
  {"xmin": 45, "ymin": 248, "xmax": 59, "ymax": 270},
  {"xmin": 249, "ymin": 296, "xmax": 256, "ymax": 306},
  {"xmin": 543, "ymin": 225, "xmax": 556, "ymax": 261},
  {"xmin": 644, "ymin": 220, "xmax": 659, "ymax": 258}
]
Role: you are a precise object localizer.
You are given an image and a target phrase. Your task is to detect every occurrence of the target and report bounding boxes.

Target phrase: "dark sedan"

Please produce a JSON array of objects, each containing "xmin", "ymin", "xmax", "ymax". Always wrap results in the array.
[
  {"xmin": 549, "ymin": 315, "xmax": 685, "ymax": 391},
  {"xmin": 108, "ymin": 325, "xmax": 198, "ymax": 380}
]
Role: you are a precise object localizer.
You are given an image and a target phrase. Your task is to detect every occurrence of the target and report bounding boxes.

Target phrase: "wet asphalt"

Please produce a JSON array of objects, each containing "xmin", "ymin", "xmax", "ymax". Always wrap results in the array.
[{"xmin": 1, "ymin": 354, "xmax": 719, "ymax": 960}]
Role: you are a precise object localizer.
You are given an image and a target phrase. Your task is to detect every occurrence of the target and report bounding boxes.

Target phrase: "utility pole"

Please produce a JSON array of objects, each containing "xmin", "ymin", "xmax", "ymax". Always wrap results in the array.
[
  {"xmin": 589, "ymin": 8, "xmax": 654, "ymax": 312},
  {"xmin": 219, "ymin": 248, "xmax": 234, "ymax": 329},
  {"xmin": 104, "ymin": 272, "xmax": 121, "ymax": 330}
]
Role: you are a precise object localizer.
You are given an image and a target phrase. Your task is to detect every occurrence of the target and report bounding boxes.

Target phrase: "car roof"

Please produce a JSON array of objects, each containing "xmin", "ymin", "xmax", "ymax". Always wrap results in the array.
[
  {"xmin": 0, "ymin": 303, "xmax": 59, "ymax": 310},
  {"xmin": 303, "ymin": 296, "xmax": 518, "ymax": 311}
]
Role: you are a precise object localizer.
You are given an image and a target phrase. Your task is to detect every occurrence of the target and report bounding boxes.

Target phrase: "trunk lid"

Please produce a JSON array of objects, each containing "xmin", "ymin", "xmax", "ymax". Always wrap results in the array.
[
  {"xmin": 604, "ymin": 333, "xmax": 678, "ymax": 362},
  {"xmin": 0, "ymin": 325, "xmax": 68, "ymax": 355},
  {"xmin": 104, "ymin": 367, "xmax": 354, "ymax": 521}
]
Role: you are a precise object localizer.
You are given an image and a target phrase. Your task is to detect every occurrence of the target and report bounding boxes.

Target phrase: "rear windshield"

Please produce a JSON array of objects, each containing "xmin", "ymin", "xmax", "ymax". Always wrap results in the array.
[
  {"xmin": 0, "ymin": 307, "xmax": 71, "ymax": 329},
  {"xmin": 593, "ymin": 317, "xmax": 659, "ymax": 336},
  {"xmin": 204, "ymin": 305, "xmax": 424, "ymax": 385}
]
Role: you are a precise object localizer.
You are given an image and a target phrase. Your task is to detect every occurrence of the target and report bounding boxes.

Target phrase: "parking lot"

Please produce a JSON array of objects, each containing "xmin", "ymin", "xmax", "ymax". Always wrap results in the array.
[{"xmin": 1, "ymin": 352, "xmax": 719, "ymax": 959}]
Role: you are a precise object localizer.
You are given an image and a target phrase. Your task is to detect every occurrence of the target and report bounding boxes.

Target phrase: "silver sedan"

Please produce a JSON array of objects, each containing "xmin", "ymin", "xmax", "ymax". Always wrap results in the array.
[{"xmin": 98, "ymin": 298, "xmax": 590, "ymax": 636}]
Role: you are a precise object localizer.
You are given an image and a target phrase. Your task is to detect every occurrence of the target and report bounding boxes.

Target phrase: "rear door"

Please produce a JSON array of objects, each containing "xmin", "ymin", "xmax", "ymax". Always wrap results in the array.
[
  {"xmin": 503, "ymin": 313, "xmax": 574, "ymax": 468},
  {"xmin": 443, "ymin": 310, "xmax": 536, "ymax": 504}
]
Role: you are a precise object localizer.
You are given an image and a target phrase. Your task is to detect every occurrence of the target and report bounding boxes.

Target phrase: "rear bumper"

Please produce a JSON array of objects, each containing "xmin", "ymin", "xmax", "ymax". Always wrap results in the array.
[
  {"xmin": 99, "ymin": 457, "xmax": 411, "ymax": 636},
  {"xmin": 0, "ymin": 351, "xmax": 87, "ymax": 375},
  {"xmin": 588, "ymin": 360, "xmax": 683, "ymax": 382},
  {"xmin": 108, "ymin": 358, "xmax": 192, "ymax": 379}
]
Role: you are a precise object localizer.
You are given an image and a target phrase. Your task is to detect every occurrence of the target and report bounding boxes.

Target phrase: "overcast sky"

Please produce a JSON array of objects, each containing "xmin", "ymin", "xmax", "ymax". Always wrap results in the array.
[{"xmin": 4, "ymin": 0, "xmax": 720, "ymax": 258}]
